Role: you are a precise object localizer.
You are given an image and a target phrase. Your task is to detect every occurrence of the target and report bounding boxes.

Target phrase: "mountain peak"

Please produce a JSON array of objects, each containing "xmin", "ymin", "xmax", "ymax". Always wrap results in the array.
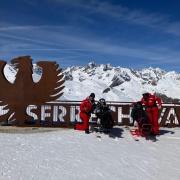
[{"xmin": 62, "ymin": 63, "xmax": 180, "ymax": 101}]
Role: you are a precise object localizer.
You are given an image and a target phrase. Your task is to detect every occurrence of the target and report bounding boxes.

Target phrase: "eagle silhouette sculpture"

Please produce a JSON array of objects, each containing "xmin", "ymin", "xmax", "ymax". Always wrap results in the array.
[{"xmin": 0, "ymin": 56, "xmax": 65, "ymax": 125}]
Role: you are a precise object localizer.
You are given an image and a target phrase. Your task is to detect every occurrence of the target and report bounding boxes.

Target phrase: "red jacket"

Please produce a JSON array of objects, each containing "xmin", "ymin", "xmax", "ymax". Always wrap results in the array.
[
  {"xmin": 141, "ymin": 94, "xmax": 162, "ymax": 108},
  {"xmin": 80, "ymin": 97, "xmax": 93, "ymax": 114}
]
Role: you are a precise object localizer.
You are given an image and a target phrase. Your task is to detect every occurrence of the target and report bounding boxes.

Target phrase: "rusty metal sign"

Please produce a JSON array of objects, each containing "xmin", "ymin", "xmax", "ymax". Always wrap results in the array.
[
  {"xmin": 0, "ymin": 56, "xmax": 65, "ymax": 125},
  {"xmin": 23, "ymin": 102, "xmax": 180, "ymax": 127}
]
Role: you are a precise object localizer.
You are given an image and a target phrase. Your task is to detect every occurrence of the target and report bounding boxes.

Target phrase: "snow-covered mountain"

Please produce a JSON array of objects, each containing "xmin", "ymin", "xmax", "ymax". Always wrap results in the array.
[
  {"xmin": 3, "ymin": 62, "xmax": 180, "ymax": 102},
  {"xmin": 62, "ymin": 62, "xmax": 180, "ymax": 102}
]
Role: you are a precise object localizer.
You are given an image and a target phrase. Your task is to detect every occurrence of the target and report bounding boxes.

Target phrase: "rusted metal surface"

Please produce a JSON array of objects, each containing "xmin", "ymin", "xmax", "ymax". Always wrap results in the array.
[{"xmin": 0, "ymin": 56, "xmax": 64, "ymax": 125}]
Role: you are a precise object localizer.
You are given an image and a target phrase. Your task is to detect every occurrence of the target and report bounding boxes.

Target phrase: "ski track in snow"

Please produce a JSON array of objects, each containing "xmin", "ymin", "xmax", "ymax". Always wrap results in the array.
[{"xmin": 0, "ymin": 127, "xmax": 180, "ymax": 180}]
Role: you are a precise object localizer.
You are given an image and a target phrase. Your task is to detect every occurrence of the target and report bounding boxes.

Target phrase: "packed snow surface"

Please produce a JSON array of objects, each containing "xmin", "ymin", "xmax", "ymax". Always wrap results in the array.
[{"xmin": 0, "ymin": 127, "xmax": 180, "ymax": 180}]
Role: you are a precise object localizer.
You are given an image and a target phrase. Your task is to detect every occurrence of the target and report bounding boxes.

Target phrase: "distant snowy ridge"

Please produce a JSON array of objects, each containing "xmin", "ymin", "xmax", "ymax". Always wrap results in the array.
[
  {"xmin": 3, "ymin": 62, "xmax": 180, "ymax": 102},
  {"xmin": 63, "ymin": 62, "xmax": 180, "ymax": 102}
]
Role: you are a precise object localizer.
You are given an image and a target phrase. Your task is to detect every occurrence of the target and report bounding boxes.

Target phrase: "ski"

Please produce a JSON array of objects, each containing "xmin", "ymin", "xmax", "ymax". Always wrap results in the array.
[
  {"xmin": 91, "ymin": 129, "xmax": 102, "ymax": 141},
  {"xmin": 96, "ymin": 135, "xmax": 102, "ymax": 139},
  {"xmin": 129, "ymin": 129, "xmax": 140, "ymax": 141},
  {"xmin": 127, "ymin": 127, "xmax": 157, "ymax": 142},
  {"xmin": 125, "ymin": 126, "xmax": 141, "ymax": 141},
  {"xmin": 94, "ymin": 133, "xmax": 102, "ymax": 141}
]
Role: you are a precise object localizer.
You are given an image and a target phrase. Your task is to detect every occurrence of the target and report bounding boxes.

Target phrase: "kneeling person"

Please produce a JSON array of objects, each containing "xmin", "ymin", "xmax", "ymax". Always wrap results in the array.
[
  {"xmin": 131, "ymin": 101, "xmax": 151, "ymax": 136},
  {"xmin": 95, "ymin": 98, "xmax": 114, "ymax": 133}
]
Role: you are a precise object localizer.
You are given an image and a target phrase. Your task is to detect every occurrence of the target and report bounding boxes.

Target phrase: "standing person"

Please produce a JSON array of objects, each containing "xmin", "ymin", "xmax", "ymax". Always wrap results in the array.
[
  {"xmin": 141, "ymin": 92, "xmax": 162, "ymax": 135},
  {"xmin": 75, "ymin": 93, "xmax": 95, "ymax": 134}
]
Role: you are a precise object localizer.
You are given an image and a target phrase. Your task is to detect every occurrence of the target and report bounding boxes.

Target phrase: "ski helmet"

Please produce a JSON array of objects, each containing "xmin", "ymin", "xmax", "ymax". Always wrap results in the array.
[
  {"xmin": 90, "ymin": 93, "xmax": 95, "ymax": 98},
  {"xmin": 99, "ymin": 98, "xmax": 106, "ymax": 106}
]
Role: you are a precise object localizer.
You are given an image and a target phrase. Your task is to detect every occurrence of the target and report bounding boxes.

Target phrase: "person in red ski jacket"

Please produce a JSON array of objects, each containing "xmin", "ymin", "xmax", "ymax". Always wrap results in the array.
[
  {"xmin": 75, "ymin": 93, "xmax": 95, "ymax": 134},
  {"xmin": 141, "ymin": 92, "xmax": 162, "ymax": 135}
]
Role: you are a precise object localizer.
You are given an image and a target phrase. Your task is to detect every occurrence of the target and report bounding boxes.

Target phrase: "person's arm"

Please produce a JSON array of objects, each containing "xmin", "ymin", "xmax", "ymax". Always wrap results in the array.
[
  {"xmin": 140, "ymin": 97, "xmax": 145, "ymax": 105},
  {"xmin": 94, "ymin": 104, "xmax": 100, "ymax": 114},
  {"xmin": 155, "ymin": 96, "xmax": 162, "ymax": 109}
]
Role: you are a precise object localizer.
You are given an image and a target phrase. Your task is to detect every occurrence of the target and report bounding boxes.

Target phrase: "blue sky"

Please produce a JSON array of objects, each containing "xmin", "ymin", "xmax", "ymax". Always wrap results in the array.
[{"xmin": 1, "ymin": 0, "xmax": 180, "ymax": 71}]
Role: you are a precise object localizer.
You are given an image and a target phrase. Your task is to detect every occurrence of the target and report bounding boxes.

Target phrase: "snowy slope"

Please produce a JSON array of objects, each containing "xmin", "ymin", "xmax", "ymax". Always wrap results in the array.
[
  {"xmin": 3, "ymin": 62, "xmax": 180, "ymax": 102},
  {"xmin": 0, "ymin": 127, "xmax": 180, "ymax": 180}
]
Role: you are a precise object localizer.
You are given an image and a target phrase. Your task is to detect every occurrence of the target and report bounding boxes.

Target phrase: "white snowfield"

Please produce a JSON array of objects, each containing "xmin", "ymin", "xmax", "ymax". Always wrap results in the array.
[{"xmin": 0, "ymin": 127, "xmax": 180, "ymax": 180}]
